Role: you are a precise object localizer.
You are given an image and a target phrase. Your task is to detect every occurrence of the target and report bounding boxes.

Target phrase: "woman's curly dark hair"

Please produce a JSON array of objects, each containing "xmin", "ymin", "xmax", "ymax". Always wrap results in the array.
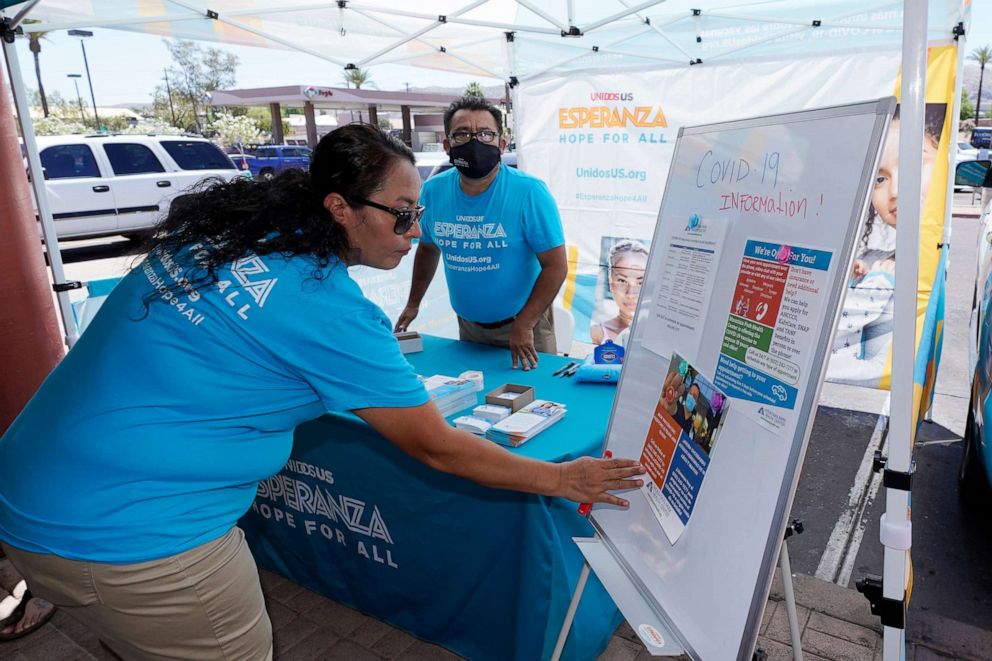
[{"xmin": 137, "ymin": 123, "xmax": 415, "ymax": 294}]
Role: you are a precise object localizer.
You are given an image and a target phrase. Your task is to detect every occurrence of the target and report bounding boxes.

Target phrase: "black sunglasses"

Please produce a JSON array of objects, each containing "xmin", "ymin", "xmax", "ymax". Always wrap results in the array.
[{"xmin": 353, "ymin": 198, "xmax": 426, "ymax": 235}]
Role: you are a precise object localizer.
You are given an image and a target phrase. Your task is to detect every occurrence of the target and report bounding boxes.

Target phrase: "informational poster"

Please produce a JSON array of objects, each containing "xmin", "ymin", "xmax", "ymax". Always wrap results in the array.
[
  {"xmin": 588, "ymin": 99, "xmax": 893, "ymax": 660},
  {"xmin": 713, "ymin": 240, "xmax": 833, "ymax": 432},
  {"xmin": 639, "ymin": 353, "xmax": 728, "ymax": 544},
  {"xmin": 643, "ymin": 215, "xmax": 730, "ymax": 360}
]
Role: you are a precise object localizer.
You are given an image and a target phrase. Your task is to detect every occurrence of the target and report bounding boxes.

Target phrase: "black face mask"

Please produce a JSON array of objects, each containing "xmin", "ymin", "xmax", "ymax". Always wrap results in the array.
[{"xmin": 448, "ymin": 140, "xmax": 501, "ymax": 179}]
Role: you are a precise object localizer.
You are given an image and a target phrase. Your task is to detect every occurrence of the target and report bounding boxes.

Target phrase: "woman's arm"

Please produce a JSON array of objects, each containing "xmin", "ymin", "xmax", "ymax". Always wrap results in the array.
[{"xmin": 354, "ymin": 402, "xmax": 643, "ymax": 506}]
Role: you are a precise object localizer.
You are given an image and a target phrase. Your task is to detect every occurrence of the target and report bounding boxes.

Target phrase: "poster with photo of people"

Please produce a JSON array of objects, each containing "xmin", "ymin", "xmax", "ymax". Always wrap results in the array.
[{"xmin": 638, "ymin": 352, "xmax": 729, "ymax": 543}]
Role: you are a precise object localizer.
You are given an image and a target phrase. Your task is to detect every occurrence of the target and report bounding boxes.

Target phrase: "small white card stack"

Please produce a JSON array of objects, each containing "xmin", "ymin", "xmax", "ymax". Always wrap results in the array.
[
  {"xmin": 420, "ymin": 375, "xmax": 479, "ymax": 417},
  {"xmin": 453, "ymin": 416, "xmax": 492, "ymax": 435},
  {"xmin": 472, "ymin": 404, "xmax": 512, "ymax": 423},
  {"xmin": 394, "ymin": 331, "xmax": 423, "ymax": 354},
  {"xmin": 485, "ymin": 400, "xmax": 567, "ymax": 447}
]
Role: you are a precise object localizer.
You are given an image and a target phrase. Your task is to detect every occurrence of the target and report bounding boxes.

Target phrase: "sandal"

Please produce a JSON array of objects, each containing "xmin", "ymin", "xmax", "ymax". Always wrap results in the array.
[
  {"xmin": 0, "ymin": 592, "xmax": 55, "ymax": 641},
  {"xmin": 0, "ymin": 580, "xmax": 26, "ymax": 630}
]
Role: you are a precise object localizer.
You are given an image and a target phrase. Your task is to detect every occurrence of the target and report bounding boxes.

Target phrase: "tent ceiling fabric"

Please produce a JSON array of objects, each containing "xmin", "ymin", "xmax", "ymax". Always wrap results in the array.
[{"xmin": 5, "ymin": 1, "xmax": 969, "ymax": 80}]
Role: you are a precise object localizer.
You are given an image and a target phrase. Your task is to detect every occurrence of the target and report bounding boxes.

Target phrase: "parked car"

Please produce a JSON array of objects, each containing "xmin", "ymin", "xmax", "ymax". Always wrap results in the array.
[
  {"xmin": 972, "ymin": 127, "xmax": 992, "ymax": 150},
  {"xmin": 227, "ymin": 152, "xmax": 255, "ymax": 176},
  {"xmin": 959, "ymin": 158, "xmax": 992, "ymax": 503},
  {"xmin": 243, "ymin": 144, "xmax": 312, "ymax": 179},
  {"xmin": 413, "ymin": 151, "xmax": 449, "ymax": 180},
  {"xmin": 958, "ymin": 141, "xmax": 979, "ymax": 161},
  {"xmin": 34, "ymin": 134, "xmax": 241, "ymax": 241}
]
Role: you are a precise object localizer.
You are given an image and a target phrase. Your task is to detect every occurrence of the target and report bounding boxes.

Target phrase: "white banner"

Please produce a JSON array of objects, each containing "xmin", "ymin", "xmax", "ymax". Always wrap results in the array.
[{"xmin": 516, "ymin": 51, "xmax": 902, "ymax": 348}]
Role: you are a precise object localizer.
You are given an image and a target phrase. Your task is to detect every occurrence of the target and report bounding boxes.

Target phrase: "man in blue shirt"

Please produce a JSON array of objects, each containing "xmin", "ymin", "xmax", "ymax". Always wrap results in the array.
[{"xmin": 395, "ymin": 97, "xmax": 567, "ymax": 370}]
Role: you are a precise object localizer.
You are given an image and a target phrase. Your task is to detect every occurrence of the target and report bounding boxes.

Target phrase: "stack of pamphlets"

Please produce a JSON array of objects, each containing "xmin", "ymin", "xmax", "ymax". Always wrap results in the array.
[
  {"xmin": 452, "ymin": 416, "xmax": 492, "ymax": 435},
  {"xmin": 472, "ymin": 404, "xmax": 512, "ymax": 423},
  {"xmin": 486, "ymin": 400, "xmax": 567, "ymax": 447},
  {"xmin": 420, "ymin": 375, "xmax": 479, "ymax": 417}
]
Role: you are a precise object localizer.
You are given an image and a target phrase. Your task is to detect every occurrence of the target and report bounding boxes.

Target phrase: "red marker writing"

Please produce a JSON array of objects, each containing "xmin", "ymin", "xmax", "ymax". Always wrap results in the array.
[{"xmin": 577, "ymin": 450, "xmax": 612, "ymax": 516}]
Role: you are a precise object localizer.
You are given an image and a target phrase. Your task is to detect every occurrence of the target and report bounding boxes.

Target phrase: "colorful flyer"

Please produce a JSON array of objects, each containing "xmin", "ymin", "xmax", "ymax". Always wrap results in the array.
[
  {"xmin": 713, "ymin": 240, "xmax": 832, "ymax": 431},
  {"xmin": 639, "ymin": 353, "xmax": 729, "ymax": 544}
]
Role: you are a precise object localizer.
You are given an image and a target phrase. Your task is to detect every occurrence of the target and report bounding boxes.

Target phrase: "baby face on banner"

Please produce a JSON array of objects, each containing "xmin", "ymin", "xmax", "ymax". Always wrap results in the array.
[{"xmin": 870, "ymin": 117, "xmax": 941, "ymax": 230}]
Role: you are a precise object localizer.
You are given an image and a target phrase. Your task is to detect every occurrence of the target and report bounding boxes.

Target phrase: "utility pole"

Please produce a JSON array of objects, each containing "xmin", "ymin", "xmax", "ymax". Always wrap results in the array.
[
  {"xmin": 68, "ymin": 29, "xmax": 100, "ymax": 131},
  {"xmin": 67, "ymin": 74, "xmax": 85, "ymax": 125}
]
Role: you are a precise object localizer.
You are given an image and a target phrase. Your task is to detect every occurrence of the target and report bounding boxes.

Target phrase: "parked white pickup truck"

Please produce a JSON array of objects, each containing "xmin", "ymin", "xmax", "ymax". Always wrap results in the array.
[{"xmin": 33, "ymin": 134, "xmax": 241, "ymax": 240}]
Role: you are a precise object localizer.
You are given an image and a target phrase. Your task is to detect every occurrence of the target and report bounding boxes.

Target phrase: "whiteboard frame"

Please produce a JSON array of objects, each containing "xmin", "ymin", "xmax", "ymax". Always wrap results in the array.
[{"xmin": 589, "ymin": 97, "xmax": 896, "ymax": 660}]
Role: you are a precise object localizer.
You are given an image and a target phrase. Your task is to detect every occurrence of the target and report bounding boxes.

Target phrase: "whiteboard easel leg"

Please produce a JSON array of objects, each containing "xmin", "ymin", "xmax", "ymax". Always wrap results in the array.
[
  {"xmin": 778, "ymin": 540, "xmax": 804, "ymax": 661},
  {"xmin": 551, "ymin": 561, "xmax": 591, "ymax": 661}
]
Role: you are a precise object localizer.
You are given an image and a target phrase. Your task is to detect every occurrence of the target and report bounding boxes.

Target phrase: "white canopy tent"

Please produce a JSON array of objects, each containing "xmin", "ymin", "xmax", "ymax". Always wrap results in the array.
[{"xmin": 0, "ymin": 2, "xmax": 973, "ymax": 658}]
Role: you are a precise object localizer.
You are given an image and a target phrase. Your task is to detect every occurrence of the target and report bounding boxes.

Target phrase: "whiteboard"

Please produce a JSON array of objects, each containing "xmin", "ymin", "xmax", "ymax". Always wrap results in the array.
[{"xmin": 590, "ymin": 99, "xmax": 894, "ymax": 660}]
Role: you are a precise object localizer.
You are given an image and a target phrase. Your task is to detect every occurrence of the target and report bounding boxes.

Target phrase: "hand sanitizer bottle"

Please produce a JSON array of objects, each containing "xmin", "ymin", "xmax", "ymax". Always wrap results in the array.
[{"xmin": 594, "ymin": 339, "xmax": 625, "ymax": 364}]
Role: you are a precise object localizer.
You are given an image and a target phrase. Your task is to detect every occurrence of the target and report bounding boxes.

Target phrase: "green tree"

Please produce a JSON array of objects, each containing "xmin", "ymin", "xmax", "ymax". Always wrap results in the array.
[
  {"xmin": 971, "ymin": 45, "xmax": 992, "ymax": 122},
  {"xmin": 150, "ymin": 40, "xmax": 239, "ymax": 133},
  {"xmin": 343, "ymin": 67, "xmax": 372, "ymax": 89},
  {"xmin": 464, "ymin": 81, "xmax": 486, "ymax": 98},
  {"xmin": 244, "ymin": 106, "xmax": 289, "ymax": 138},
  {"xmin": 22, "ymin": 20, "xmax": 50, "ymax": 117},
  {"xmin": 961, "ymin": 88, "xmax": 975, "ymax": 121}
]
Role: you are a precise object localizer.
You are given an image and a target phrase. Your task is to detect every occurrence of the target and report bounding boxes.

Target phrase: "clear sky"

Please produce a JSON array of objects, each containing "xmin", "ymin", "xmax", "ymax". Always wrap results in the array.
[{"xmin": 4, "ymin": 3, "xmax": 991, "ymax": 108}]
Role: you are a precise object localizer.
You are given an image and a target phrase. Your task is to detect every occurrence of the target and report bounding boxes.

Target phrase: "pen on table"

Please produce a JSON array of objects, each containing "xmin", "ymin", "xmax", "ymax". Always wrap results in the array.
[
  {"xmin": 562, "ymin": 363, "xmax": 581, "ymax": 377},
  {"xmin": 552, "ymin": 361, "xmax": 577, "ymax": 377},
  {"xmin": 577, "ymin": 450, "xmax": 612, "ymax": 516}
]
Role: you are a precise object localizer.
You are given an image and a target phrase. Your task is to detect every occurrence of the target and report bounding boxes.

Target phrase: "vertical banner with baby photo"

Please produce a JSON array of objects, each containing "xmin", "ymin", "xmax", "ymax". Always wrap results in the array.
[
  {"xmin": 826, "ymin": 45, "xmax": 956, "ymax": 398},
  {"xmin": 639, "ymin": 353, "xmax": 728, "ymax": 544}
]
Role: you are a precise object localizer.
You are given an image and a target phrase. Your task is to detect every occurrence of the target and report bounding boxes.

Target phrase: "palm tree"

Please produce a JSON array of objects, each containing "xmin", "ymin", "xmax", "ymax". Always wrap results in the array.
[
  {"xmin": 23, "ymin": 20, "xmax": 49, "ymax": 117},
  {"xmin": 343, "ymin": 67, "xmax": 371, "ymax": 89},
  {"xmin": 464, "ymin": 81, "xmax": 486, "ymax": 99},
  {"xmin": 971, "ymin": 46, "xmax": 992, "ymax": 122}
]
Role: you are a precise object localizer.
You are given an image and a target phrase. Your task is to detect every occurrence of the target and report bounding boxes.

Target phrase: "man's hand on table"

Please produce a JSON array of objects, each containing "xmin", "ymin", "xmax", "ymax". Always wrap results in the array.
[
  {"xmin": 555, "ymin": 456, "xmax": 645, "ymax": 508},
  {"xmin": 394, "ymin": 305, "xmax": 419, "ymax": 332},
  {"xmin": 510, "ymin": 320, "xmax": 538, "ymax": 371}
]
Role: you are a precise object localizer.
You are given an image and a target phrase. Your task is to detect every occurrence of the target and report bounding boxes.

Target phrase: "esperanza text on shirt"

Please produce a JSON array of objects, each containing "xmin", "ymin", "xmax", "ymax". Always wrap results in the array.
[{"xmin": 432, "ymin": 222, "xmax": 508, "ymax": 239}]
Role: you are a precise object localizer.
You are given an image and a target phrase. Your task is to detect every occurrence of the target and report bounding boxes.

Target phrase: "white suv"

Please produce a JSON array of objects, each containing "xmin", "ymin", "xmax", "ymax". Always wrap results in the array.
[{"xmin": 34, "ymin": 134, "xmax": 240, "ymax": 240}]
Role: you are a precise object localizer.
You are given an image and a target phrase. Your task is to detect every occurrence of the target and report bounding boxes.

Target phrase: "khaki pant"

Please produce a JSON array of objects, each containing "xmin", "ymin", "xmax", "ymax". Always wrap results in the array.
[
  {"xmin": 457, "ymin": 306, "xmax": 557, "ymax": 354},
  {"xmin": 1, "ymin": 528, "xmax": 271, "ymax": 661}
]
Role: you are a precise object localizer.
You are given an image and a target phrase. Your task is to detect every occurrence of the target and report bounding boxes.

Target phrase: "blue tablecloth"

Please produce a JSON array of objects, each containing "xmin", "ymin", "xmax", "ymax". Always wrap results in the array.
[{"xmin": 241, "ymin": 336, "xmax": 622, "ymax": 661}]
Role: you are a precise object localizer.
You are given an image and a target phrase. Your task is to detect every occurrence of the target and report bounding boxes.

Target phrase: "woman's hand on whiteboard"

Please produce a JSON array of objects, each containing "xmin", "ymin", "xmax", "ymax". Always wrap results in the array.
[{"xmin": 557, "ymin": 456, "xmax": 645, "ymax": 507}]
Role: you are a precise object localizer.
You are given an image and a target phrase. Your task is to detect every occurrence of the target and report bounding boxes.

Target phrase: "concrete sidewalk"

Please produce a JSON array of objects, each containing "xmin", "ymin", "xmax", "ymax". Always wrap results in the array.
[{"xmin": 4, "ymin": 555, "xmax": 991, "ymax": 660}]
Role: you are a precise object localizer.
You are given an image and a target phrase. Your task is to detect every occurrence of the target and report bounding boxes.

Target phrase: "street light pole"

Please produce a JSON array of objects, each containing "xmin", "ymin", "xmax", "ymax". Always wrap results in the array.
[
  {"xmin": 67, "ymin": 29, "xmax": 100, "ymax": 131},
  {"xmin": 66, "ymin": 74, "xmax": 85, "ymax": 124}
]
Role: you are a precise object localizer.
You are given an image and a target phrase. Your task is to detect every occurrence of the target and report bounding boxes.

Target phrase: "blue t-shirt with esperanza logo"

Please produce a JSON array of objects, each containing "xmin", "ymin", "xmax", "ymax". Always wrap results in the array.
[
  {"xmin": 0, "ymin": 245, "xmax": 428, "ymax": 563},
  {"xmin": 420, "ymin": 163, "xmax": 564, "ymax": 323}
]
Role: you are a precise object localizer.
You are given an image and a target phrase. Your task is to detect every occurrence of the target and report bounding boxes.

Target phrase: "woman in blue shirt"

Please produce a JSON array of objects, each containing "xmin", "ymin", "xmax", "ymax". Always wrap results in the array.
[{"xmin": 0, "ymin": 124, "xmax": 643, "ymax": 660}]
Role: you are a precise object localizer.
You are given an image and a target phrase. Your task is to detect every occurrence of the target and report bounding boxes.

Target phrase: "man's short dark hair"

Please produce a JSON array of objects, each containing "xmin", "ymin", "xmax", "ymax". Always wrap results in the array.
[{"xmin": 443, "ymin": 96, "xmax": 503, "ymax": 137}]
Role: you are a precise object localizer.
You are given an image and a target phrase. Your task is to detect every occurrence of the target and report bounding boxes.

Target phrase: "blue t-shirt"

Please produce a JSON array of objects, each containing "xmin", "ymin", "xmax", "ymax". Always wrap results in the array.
[
  {"xmin": 420, "ymin": 163, "xmax": 564, "ymax": 323},
  {"xmin": 0, "ymin": 245, "xmax": 428, "ymax": 563}
]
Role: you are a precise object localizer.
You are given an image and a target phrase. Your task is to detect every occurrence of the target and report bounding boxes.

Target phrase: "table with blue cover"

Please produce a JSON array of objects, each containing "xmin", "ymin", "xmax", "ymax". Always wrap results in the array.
[{"xmin": 240, "ymin": 335, "xmax": 622, "ymax": 661}]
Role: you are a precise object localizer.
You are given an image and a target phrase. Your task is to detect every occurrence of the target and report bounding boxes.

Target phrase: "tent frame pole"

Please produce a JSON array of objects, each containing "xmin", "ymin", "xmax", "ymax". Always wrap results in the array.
[
  {"xmin": 881, "ymin": 1, "xmax": 928, "ymax": 659},
  {"xmin": 1, "ymin": 10, "xmax": 79, "ymax": 348}
]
